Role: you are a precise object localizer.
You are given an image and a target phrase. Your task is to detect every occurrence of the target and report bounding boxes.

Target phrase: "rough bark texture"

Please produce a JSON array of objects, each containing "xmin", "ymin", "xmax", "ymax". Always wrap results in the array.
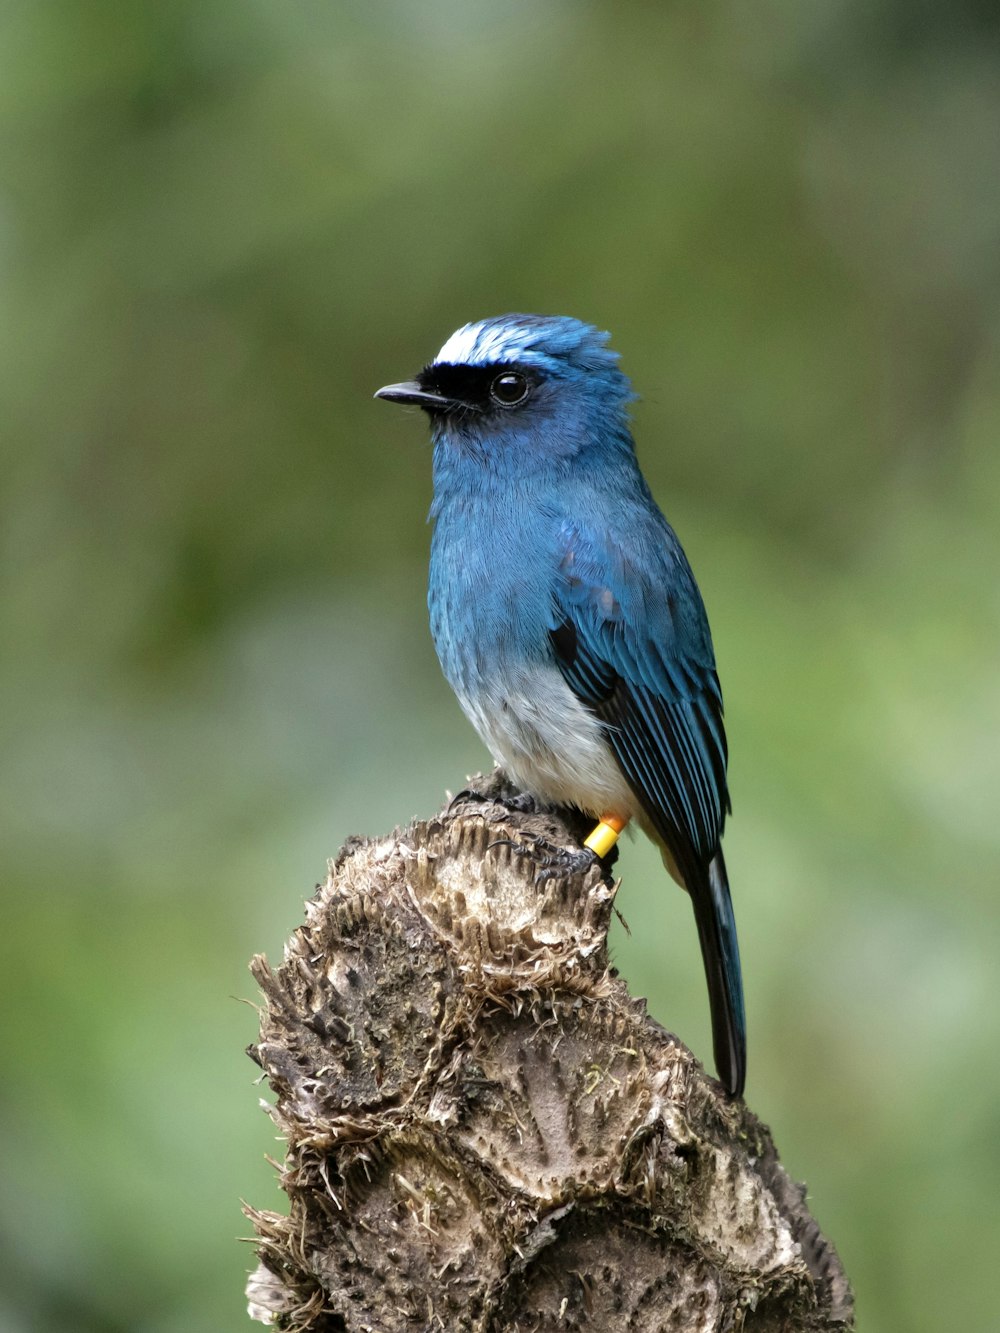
[{"xmin": 245, "ymin": 773, "xmax": 854, "ymax": 1332}]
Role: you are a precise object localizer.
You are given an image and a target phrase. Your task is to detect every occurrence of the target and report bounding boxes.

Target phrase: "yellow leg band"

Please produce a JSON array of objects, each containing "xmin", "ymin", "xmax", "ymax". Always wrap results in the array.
[{"xmin": 584, "ymin": 814, "xmax": 628, "ymax": 859}]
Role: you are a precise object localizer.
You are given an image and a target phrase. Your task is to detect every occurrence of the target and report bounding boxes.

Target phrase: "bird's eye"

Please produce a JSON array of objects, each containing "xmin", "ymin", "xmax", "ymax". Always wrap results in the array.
[{"xmin": 490, "ymin": 371, "xmax": 530, "ymax": 407}]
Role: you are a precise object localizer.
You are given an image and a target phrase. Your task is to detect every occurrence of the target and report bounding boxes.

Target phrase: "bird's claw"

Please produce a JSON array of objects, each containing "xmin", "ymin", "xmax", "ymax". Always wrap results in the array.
[
  {"xmin": 532, "ymin": 844, "xmax": 601, "ymax": 885},
  {"xmin": 502, "ymin": 791, "xmax": 542, "ymax": 815},
  {"xmin": 486, "ymin": 834, "xmax": 600, "ymax": 885},
  {"xmin": 448, "ymin": 786, "xmax": 541, "ymax": 817},
  {"xmin": 448, "ymin": 787, "xmax": 492, "ymax": 813},
  {"xmin": 450, "ymin": 787, "xmax": 545, "ymax": 828}
]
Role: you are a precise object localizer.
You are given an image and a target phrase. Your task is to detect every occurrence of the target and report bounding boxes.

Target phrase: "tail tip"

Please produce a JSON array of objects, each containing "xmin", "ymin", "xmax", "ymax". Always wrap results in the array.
[{"xmin": 718, "ymin": 1042, "xmax": 746, "ymax": 1100}]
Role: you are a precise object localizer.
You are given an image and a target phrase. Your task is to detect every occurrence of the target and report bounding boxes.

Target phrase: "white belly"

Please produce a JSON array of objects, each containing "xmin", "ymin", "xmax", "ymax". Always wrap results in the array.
[{"xmin": 455, "ymin": 664, "xmax": 635, "ymax": 819}]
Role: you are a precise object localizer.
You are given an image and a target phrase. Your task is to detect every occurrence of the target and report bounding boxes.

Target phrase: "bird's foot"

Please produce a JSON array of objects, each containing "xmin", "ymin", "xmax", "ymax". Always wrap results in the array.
[
  {"xmin": 487, "ymin": 834, "xmax": 602, "ymax": 885},
  {"xmin": 447, "ymin": 787, "xmax": 488, "ymax": 813},
  {"xmin": 448, "ymin": 786, "xmax": 542, "ymax": 818},
  {"xmin": 502, "ymin": 790, "xmax": 542, "ymax": 815}
]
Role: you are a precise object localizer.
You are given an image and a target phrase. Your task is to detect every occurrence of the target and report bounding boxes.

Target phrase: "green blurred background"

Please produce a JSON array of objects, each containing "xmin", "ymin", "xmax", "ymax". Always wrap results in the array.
[{"xmin": 2, "ymin": 2, "xmax": 999, "ymax": 1329}]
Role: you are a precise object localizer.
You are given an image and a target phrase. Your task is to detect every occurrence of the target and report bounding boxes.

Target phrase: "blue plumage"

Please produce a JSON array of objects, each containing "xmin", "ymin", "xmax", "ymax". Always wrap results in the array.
[{"xmin": 376, "ymin": 314, "xmax": 746, "ymax": 1097}]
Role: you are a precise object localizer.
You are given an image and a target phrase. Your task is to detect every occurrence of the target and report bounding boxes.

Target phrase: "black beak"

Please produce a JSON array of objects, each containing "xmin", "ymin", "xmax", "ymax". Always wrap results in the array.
[{"xmin": 374, "ymin": 381, "xmax": 450, "ymax": 409}]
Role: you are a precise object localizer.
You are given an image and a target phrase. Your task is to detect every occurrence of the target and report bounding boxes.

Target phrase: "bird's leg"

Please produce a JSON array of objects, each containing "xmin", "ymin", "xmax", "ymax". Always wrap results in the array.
[{"xmin": 490, "ymin": 812, "xmax": 629, "ymax": 885}]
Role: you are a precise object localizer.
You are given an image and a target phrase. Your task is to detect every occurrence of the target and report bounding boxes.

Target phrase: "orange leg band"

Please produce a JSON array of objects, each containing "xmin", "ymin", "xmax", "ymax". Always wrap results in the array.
[{"xmin": 584, "ymin": 813, "xmax": 629, "ymax": 859}]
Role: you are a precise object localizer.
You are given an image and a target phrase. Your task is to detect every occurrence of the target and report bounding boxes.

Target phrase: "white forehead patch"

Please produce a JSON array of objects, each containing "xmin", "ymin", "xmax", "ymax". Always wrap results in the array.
[{"xmin": 434, "ymin": 320, "xmax": 530, "ymax": 367}]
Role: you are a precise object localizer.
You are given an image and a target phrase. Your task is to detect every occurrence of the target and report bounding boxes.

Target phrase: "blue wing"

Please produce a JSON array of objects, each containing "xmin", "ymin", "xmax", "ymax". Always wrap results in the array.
[
  {"xmin": 549, "ymin": 514, "xmax": 746, "ymax": 1097},
  {"xmin": 549, "ymin": 515, "xmax": 729, "ymax": 863}
]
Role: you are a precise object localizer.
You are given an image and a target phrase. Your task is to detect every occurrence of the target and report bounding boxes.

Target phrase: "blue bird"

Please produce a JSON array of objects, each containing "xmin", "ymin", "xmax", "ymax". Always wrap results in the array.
[{"xmin": 376, "ymin": 314, "xmax": 746, "ymax": 1098}]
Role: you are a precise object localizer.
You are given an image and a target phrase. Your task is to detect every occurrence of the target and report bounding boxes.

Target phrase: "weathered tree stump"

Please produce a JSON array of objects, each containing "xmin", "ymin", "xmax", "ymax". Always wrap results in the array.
[{"xmin": 245, "ymin": 773, "xmax": 853, "ymax": 1331}]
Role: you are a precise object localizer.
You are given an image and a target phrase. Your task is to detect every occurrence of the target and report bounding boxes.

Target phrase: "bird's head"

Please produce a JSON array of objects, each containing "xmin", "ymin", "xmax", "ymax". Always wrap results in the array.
[{"xmin": 375, "ymin": 314, "xmax": 634, "ymax": 468}]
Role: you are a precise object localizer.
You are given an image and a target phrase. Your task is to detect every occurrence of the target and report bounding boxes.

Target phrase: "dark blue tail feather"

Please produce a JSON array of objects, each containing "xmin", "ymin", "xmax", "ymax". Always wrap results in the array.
[{"xmin": 691, "ymin": 849, "xmax": 746, "ymax": 1098}]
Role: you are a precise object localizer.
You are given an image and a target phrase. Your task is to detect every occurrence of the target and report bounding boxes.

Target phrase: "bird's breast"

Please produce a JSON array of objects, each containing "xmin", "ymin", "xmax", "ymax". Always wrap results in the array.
[
  {"xmin": 428, "ymin": 499, "xmax": 632, "ymax": 818},
  {"xmin": 455, "ymin": 661, "xmax": 635, "ymax": 817}
]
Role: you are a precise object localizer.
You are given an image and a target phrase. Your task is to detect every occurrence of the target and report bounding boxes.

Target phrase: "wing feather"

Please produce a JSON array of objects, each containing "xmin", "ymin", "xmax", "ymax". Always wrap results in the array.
[
  {"xmin": 549, "ymin": 517, "xmax": 730, "ymax": 867},
  {"xmin": 548, "ymin": 515, "xmax": 746, "ymax": 1097}
]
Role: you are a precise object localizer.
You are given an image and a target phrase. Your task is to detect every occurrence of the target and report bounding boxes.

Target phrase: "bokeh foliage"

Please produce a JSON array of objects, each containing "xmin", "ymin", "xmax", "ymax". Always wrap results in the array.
[{"xmin": 2, "ymin": 2, "xmax": 998, "ymax": 1329}]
